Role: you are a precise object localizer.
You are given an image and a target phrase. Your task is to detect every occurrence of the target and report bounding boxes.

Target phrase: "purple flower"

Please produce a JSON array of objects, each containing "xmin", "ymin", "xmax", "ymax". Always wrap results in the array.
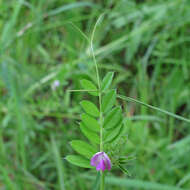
[
  {"xmin": 90, "ymin": 152, "xmax": 111, "ymax": 171},
  {"xmin": 51, "ymin": 80, "xmax": 60, "ymax": 90}
]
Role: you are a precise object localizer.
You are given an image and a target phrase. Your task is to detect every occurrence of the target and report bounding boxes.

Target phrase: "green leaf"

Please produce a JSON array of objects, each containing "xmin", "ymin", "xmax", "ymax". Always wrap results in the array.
[
  {"xmin": 70, "ymin": 140, "xmax": 97, "ymax": 159},
  {"xmin": 80, "ymin": 122, "xmax": 100, "ymax": 144},
  {"xmin": 112, "ymin": 123, "xmax": 128, "ymax": 145},
  {"xmin": 103, "ymin": 106, "xmax": 122, "ymax": 129},
  {"xmin": 81, "ymin": 79, "xmax": 98, "ymax": 96},
  {"xmin": 102, "ymin": 90, "xmax": 116, "ymax": 113},
  {"xmin": 81, "ymin": 114, "xmax": 100, "ymax": 132},
  {"xmin": 101, "ymin": 72, "xmax": 114, "ymax": 91},
  {"xmin": 118, "ymin": 156, "xmax": 136, "ymax": 164},
  {"xmin": 104, "ymin": 124, "xmax": 123, "ymax": 143},
  {"xmin": 118, "ymin": 164, "xmax": 131, "ymax": 176},
  {"xmin": 65, "ymin": 155, "xmax": 92, "ymax": 168},
  {"xmin": 80, "ymin": 100, "xmax": 100, "ymax": 117}
]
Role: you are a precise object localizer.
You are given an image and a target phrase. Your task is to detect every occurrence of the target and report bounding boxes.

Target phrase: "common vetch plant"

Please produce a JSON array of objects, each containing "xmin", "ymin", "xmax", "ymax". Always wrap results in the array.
[{"xmin": 66, "ymin": 15, "xmax": 130, "ymax": 190}]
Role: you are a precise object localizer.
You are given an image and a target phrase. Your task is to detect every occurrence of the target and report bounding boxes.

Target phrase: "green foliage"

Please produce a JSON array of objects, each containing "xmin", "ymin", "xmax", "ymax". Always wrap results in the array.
[
  {"xmin": 80, "ymin": 122, "xmax": 100, "ymax": 144},
  {"xmin": 103, "ymin": 107, "xmax": 122, "ymax": 129},
  {"xmin": 118, "ymin": 164, "xmax": 131, "ymax": 176},
  {"xmin": 102, "ymin": 90, "xmax": 116, "ymax": 113},
  {"xmin": 101, "ymin": 72, "xmax": 114, "ymax": 91},
  {"xmin": 70, "ymin": 140, "xmax": 97, "ymax": 159},
  {"xmin": 81, "ymin": 113, "xmax": 100, "ymax": 132},
  {"xmin": 80, "ymin": 100, "xmax": 100, "ymax": 117},
  {"xmin": 1, "ymin": 0, "xmax": 190, "ymax": 189},
  {"xmin": 104, "ymin": 124, "xmax": 123, "ymax": 143},
  {"xmin": 85, "ymin": 176, "xmax": 185, "ymax": 190},
  {"xmin": 81, "ymin": 79, "xmax": 98, "ymax": 96},
  {"xmin": 65, "ymin": 155, "xmax": 93, "ymax": 168}
]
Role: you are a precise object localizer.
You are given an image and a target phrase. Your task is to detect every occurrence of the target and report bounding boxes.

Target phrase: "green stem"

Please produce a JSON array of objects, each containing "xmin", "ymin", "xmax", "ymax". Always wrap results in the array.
[
  {"xmin": 117, "ymin": 94, "xmax": 190, "ymax": 123},
  {"xmin": 99, "ymin": 93, "xmax": 103, "ymax": 151},
  {"xmin": 90, "ymin": 14, "xmax": 105, "ymax": 190},
  {"xmin": 100, "ymin": 171, "xmax": 105, "ymax": 190},
  {"xmin": 98, "ymin": 69, "xmax": 104, "ymax": 190}
]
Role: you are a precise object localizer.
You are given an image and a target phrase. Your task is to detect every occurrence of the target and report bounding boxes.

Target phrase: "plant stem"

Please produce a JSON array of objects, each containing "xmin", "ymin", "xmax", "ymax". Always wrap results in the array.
[
  {"xmin": 100, "ymin": 171, "xmax": 105, "ymax": 190},
  {"xmin": 98, "ymin": 90, "xmax": 104, "ymax": 190},
  {"xmin": 98, "ymin": 89, "xmax": 104, "ymax": 190},
  {"xmin": 91, "ymin": 14, "xmax": 105, "ymax": 190},
  {"xmin": 97, "ymin": 53, "xmax": 103, "ymax": 190},
  {"xmin": 99, "ymin": 93, "xmax": 103, "ymax": 151},
  {"xmin": 117, "ymin": 94, "xmax": 190, "ymax": 123}
]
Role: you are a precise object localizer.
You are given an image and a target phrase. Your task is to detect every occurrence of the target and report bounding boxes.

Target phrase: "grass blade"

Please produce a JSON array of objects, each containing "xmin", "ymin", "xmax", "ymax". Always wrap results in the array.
[
  {"xmin": 47, "ymin": 2, "xmax": 94, "ymax": 17},
  {"xmin": 51, "ymin": 136, "xmax": 65, "ymax": 190},
  {"xmin": 92, "ymin": 172, "xmax": 101, "ymax": 190},
  {"xmin": 84, "ymin": 175, "xmax": 187, "ymax": 190}
]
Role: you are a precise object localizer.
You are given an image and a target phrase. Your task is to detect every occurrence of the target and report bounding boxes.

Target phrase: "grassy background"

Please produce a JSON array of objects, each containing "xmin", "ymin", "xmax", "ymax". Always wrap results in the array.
[{"xmin": 0, "ymin": 0, "xmax": 190, "ymax": 189}]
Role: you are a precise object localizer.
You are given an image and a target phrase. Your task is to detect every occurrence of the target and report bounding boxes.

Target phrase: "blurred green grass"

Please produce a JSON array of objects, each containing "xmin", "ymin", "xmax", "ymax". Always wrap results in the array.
[{"xmin": 0, "ymin": 0, "xmax": 190, "ymax": 189}]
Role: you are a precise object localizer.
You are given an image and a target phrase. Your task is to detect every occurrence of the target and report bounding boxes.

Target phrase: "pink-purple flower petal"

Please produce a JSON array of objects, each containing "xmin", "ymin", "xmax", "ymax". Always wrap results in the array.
[
  {"xmin": 103, "ymin": 152, "xmax": 111, "ymax": 170},
  {"xmin": 90, "ymin": 152, "xmax": 111, "ymax": 171}
]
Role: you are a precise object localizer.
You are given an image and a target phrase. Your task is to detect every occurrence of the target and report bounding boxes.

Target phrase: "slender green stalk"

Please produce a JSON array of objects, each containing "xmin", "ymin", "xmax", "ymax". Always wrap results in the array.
[
  {"xmin": 90, "ymin": 14, "xmax": 105, "ymax": 190},
  {"xmin": 99, "ymin": 94, "xmax": 104, "ymax": 190},
  {"xmin": 117, "ymin": 94, "xmax": 190, "ymax": 123},
  {"xmin": 99, "ymin": 95, "xmax": 103, "ymax": 151},
  {"xmin": 100, "ymin": 172, "xmax": 105, "ymax": 190},
  {"xmin": 68, "ymin": 89, "xmax": 98, "ymax": 92},
  {"xmin": 90, "ymin": 15, "xmax": 104, "ymax": 90}
]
